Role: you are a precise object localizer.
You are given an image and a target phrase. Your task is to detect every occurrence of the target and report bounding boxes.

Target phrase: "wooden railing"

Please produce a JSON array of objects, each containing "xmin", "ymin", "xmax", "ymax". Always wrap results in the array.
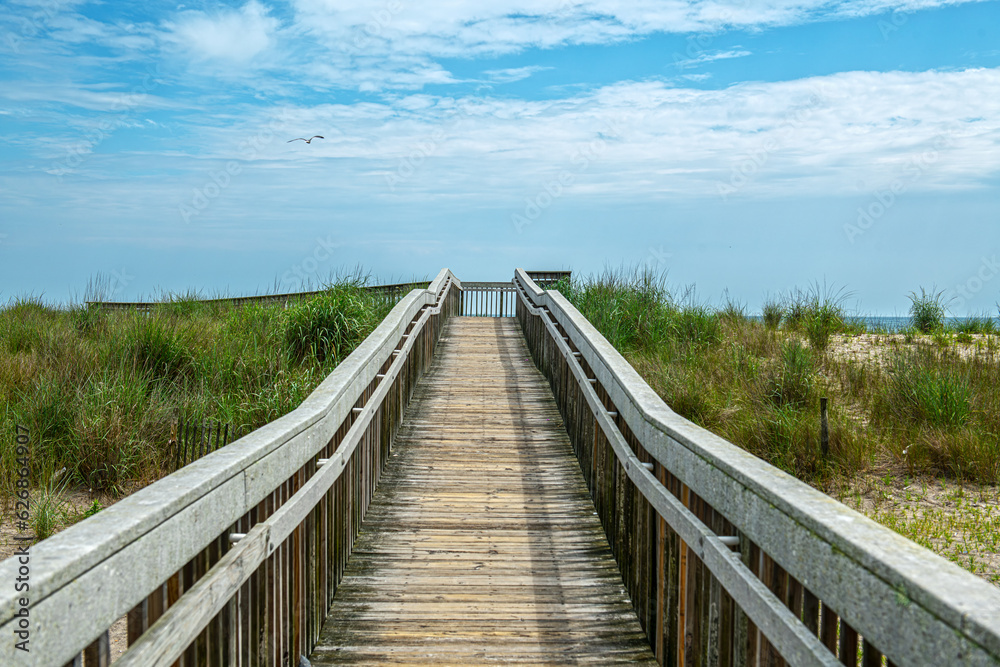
[
  {"xmin": 170, "ymin": 418, "xmax": 244, "ymax": 472},
  {"xmin": 0, "ymin": 270, "xmax": 461, "ymax": 666},
  {"xmin": 513, "ymin": 268, "xmax": 1000, "ymax": 667},
  {"xmin": 525, "ymin": 270, "xmax": 571, "ymax": 287},
  {"xmin": 460, "ymin": 281, "xmax": 516, "ymax": 317},
  {"xmin": 86, "ymin": 281, "xmax": 429, "ymax": 311}
]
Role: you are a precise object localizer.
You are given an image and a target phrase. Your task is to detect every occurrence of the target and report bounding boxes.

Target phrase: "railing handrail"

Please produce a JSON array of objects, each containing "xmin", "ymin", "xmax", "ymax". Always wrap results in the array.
[
  {"xmin": 460, "ymin": 281, "xmax": 514, "ymax": 289},
  {"xmin": 118, "ymin": 273, "xmax": 459, "ymax": 666},
  {"xmin": 0, "ymin": 268, "xmax": 459, "ymax": 665},
  {"xmin": 513, "ymin": 267, "xmax": 1000, "ymax": 665},
  {"xmin": 84, "ymin": 280, "xmax": 433, "ymax": 310}
]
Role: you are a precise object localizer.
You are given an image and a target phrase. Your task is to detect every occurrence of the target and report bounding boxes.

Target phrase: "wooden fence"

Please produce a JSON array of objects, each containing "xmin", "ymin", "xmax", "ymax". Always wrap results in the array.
[
  {"xmin": 86, "ymin": 281, "xmax": 429, "ymax": 312},
  {"xmin": 172, "ymin": 420, "xmax": 243, "ymax": 471},
  {"xmin": 513, "ymin": 267, "xmax": 1000, "ymax": 667},
  {"xmin": 459, "ymin": 281, "xmax": 516, "ymax": 317},
  {"xmin": 525, "ymin": 270, "xmax": 571, "ymax": 287},
  {"xmin": 0, "ymin": 270, "xmax": 462, "ymax": 666}
]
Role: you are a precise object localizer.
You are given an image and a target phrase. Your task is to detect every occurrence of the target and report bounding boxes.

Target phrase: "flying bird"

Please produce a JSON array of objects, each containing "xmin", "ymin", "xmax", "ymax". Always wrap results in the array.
[{"xmin": 287, "ymin": 136, "xmax": 324, "ymax": 144}]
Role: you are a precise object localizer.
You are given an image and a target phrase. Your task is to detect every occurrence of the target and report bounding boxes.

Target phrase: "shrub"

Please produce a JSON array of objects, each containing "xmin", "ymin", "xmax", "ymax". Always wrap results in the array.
[
  {"xmin": 72, "ymin": 304, "xmax": 104, "ymax": 336},
  {"xmin": 158, "ymin": 298, "xmax": 205, "ymax": 319},
  {"xmin": 951, "ymin": 313, "xmax": 997, "ymax": 336},
  {"xmin": 762, "ymin": 298, "xmax": 783, "ymax": 329},
  {"xmin": 549, "ymin": 276, "xmax": 574, "ymax": 300},
  {"xmin": 719, "ymin": 292, "xmax": 747, "ymax": 324},
  {"xmin": 284, "ymin": 286, "xmax": 369, "ymax": 363},
  {"xmin": 564, "ymin": 266, "xmax": 676, "ymax": 353},
  {"xmin": 885, "ymin": 352, "xmax": 971, "ymax": 428},
  {"xmin": 732, "ymin": 402, "xmax": 836, "ymax": 479},
  {"xmin": 764, "ymin": 340, "xmax": 814, "ymax": 409},
  {"xmin": 0, "ymin": 274, "xmax": 406, "ymax": 494},
  {"xmin": 650, "ymin": 365, "xmax": 719, "ymax": 427},
  {"xmin": 908, "ymin": 287, "xmax": 946, "ymax": 333},
  {"xmin": 17, "ymin": 377, "xmax": 79, "ymax": 456},
  {"xmin": 3, "ymin": 318, "xmax": 42, "ymax": 355},
  {"xmin": 119, "ymin": 316, "xmax": 194, "ymax": 382},
  {"xmin": 671, "ymin": 305, "xmax": 721, "ymax": 347},
  {"xmin": 799, "ymin": 283, "xmax": 848, "ymax": 352},
  {"xmin": 77, "ymin": 368, "xmax": 170, "ymax": 491},
  {"xmin": 784, "ymin": 291, "xmax": 809, "ymax": 330},
  {"xmin": 933, "ymin": 430, "xmax": 999, "ymax": 481},
  {"xmin": 1, "ymin": 297, "xmax": 53, "ymax": 354},
  {"xmin": 804, "ymin": 308, "xmax": 842, "ymax": 352},
  {"xmin": 32, "ymin": 467, "xmax": 71, "ymax": 541}
]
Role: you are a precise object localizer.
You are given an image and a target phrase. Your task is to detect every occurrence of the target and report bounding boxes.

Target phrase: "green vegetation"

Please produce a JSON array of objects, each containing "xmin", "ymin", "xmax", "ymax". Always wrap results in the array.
[
  {"xmin": 553, "ymin": 270, "xmax": 1000, "ymax": 486},
  {"xmin": 761, "ymin": 297, "xmax": 783, "ymax": 329},
  {"xmin": 908, "ymin": 287, "xmax": 947, "ymax": 333},
  {"xmin": 950, "ymin": 312, "xmax": 998, "ymax": 336},
  {"xmin": 283, "ymin": 289, "xmax": 370, "ymax": 363},
  {"xmin": 0, "ymin": 279, "xmax": 402, "ymax": 496},
  {"xmin": 765, "ymin": 340, "xmax": 814, "ymax": 409},
  {"xmin": 778, "ymin": 284, "xmax": 849, "ymax": 353},
  {"xmin": 554, "ymin": 269, "xmax": 1000, "ymax": 582},
  {"xmin": 31, "ymin": 467, "xmax": 70, "ymax": 541},
  {"xmin": 878, "ymin": 350, "xmax": 972, "ymax": 428},
  {"xmin": 838, "ymin": 476, "xmax": 1000, "ymax": 585}
]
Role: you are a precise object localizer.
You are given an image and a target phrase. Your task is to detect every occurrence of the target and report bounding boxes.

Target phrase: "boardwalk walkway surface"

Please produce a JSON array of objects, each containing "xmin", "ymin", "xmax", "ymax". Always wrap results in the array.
[{"xmin": 311, "ymin": 317, "xmax": 657, "ymax": 665}]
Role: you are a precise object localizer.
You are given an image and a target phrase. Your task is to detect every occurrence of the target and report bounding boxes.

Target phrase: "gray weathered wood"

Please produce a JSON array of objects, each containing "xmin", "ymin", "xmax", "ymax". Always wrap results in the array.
[
  {"xmin": 311, "ymin": 317, "xmax": 656, "ymax": 664},
  {"xmin": 0, "ymin": 270, "xmax": 460, "ymax": 666},
  {"xmin": 517, "ymin": 277, "xmax": 838, "ymax": 666},
  {"xmin": 514, "ymin": 267, "xmax": 1000, "ymax": 665},
  {"xmin": 821, "ymin": 397, "xmax": 830, "ymax": 458},
  {"xmin": 117, "ymin": 525, "xmax": 269, "ymax": 667},
  {"xmin": 111, "ymin": 273, "xmax": 459, "ymax": 664}
]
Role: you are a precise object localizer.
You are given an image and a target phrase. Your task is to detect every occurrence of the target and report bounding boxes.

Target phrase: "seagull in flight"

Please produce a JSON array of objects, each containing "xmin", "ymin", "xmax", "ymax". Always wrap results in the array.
[{"xmin": 288, "ymin": 136, "xmax": 324, "ymax": 144}]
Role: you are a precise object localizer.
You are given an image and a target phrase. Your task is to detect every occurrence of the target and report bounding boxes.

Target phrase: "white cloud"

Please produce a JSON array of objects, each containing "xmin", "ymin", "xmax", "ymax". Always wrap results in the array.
[
  {"xmin": 287, "ymin": 1, "xmax": 989, "ymax": 56},
  {"xmin": 672, "ymin": 49, "xmax": 752, "ymax": 68},
  {"xmin": 164, "ymin": 1, "xmax": 278, "ymax": 63},
  {"xmin": 0, "ymin": 81, "xmax": 168, "ymax": 112},
  {"xmin": 277, "ymin": 0, "xmax": 987, "ymax": 90},
  {"xmin": 1, "ymin": 0, "xmax": 989, "ymax": 94},
  {"xmin": 483, "ymin": 66, "xmax": 552, "ymax": 84},
  {"xmin": 45, "ymin": 14, "xmax": 156, "ymax": 51},
  {"xmin": 166, "ymin": 66, "xmax": 1000, "ymax": 203}
]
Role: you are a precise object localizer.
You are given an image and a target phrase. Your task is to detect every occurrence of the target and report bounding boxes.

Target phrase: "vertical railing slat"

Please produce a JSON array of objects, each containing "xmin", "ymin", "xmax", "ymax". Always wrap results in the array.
[{"xmin": 96, "ymin": 276, "xmax": 458, "ymax": 665}]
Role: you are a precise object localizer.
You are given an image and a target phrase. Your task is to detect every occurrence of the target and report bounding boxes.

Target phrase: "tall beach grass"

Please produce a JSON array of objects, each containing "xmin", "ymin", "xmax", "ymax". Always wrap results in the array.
[
  {"xmin": 553, "ymin": 269, "xmax": 1000, "ymax": 485},
  {"xmin": 0, "ymin": 279, "xmax": 402, "ymax": 495}
]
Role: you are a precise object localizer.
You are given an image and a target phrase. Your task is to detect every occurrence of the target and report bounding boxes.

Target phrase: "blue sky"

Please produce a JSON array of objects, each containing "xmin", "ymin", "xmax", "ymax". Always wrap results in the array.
[{"xmin": 1, "ymin": 0, "xmax": 999, "ymax": 314}]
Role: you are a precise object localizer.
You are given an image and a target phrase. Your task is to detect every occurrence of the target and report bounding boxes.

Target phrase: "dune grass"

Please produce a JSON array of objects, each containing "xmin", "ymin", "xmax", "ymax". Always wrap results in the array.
[
  {"xmin": 552, "ymin": 269, "xmax": 1000, "ymax": 486},
  {"xmin": 0, "ymin": 279, "xmax": 403, "ymax": 496},
  {"xmin": 909, "ymin": 287, "xmax": 947, "ymax": 333}
]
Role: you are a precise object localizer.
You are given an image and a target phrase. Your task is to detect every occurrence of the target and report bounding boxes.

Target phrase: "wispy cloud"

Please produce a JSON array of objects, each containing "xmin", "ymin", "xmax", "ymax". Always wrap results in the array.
[
  {"xmin": 483, "ymin": 66, "xmax": 553, "ymax": 84},
  {"xmin": 0, "ymin": 80, "xmax": 167, "ymax": 112},
  {"xmin": 673, "ymin": 48, "xmax": 752, "ymax": 69},
  {"xmin": 6, "ymin": 0, "xmax": 979, "ymax": 95},
  {"xmin": 162, "ymin": 1, "xmax": 279, "ymax": 64},
  {"xmin": 286, "ymin": 0, "xmax": 989, "ymax": 60},
  {"xmin": 10, "ymin": 66, "xmax": 998, "ymax": 209},
  {"xmin": 251, "ymin": 0, "xmax": 987, "ymax": 90}
]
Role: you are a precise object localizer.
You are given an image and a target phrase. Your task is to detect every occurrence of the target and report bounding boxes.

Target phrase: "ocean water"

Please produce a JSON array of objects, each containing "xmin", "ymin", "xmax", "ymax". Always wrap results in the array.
[
  {"xmin": 849, "ymin": 316, "xmax": 998, "ymax": 332},
  {"xmin": 749, "ymin": 316, "xmax": 999, "ymax": 332}
]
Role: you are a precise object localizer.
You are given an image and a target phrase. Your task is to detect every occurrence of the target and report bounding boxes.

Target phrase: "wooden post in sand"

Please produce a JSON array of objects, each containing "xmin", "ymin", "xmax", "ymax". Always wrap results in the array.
[{"xmin": 821, "ymin": 397, "xmax": 830, "ymax": 458}]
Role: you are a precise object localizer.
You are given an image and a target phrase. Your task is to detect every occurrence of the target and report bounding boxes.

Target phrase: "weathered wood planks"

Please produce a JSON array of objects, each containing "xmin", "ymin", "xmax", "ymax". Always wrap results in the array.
[
  {"xmin": 513, "ymin": 267, "xmax": 1000, "ymax": 666},
  {"xmin": 2, "ymin": 271, "xmax": 460, "ymax": 666},
  {"xmin": 311, "ymin": 317, "xmax": 657, "ymax": 665}
]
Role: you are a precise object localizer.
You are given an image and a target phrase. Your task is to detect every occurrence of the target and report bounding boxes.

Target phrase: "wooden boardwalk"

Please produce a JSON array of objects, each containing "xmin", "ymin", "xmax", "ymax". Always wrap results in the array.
[{"xmin": 311, "ymin": 317, "xmax": 657, "ymax": 665}]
